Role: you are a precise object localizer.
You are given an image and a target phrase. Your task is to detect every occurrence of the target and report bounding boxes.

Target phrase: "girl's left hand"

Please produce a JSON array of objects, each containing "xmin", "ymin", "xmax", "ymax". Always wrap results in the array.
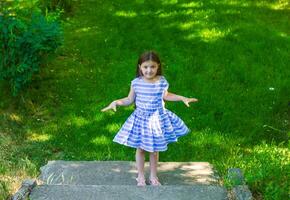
[{"xmin": 182, "ymin": 97, "xmax": 198, "ymax": 107}]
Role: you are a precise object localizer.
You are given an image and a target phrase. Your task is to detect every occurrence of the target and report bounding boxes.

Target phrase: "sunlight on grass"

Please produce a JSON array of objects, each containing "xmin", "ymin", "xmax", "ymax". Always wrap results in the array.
[
  {"xmin": 218, "ymin": 0, "xmax": 250, "ymax": 7},
  {"xmin": 213, "ymin": 0, "xmax": 290, "ymax": 10},
  {"xmin": 156, "ymin": 7, "xmax": 216, "ymax": 23},
  {"xmin": 279, "ymin": 32, "xmax": 288, "ymax": 38},
  {"xmin": 92, "ymin": 135, "xmax": 110, "ymax": 145},
  {"xmin": 193, "ymin": 9, "xmax": 215, "ymax": 19},
  {"xmin": 71, "ymin": 116, "xmax": 89, "ymax": 127},
  {"xmin": 159, "ymin": 9, "xmax": 194, "ymax": 18},
  {"xmin": 161, "ymin": 0, "xmax": 178, "ymax": 5},
  {"xmin": 105, "ymin": 123, "xmax": 121, "ymax": 133},
  {"xmin": 75, "ymin": 27, "xmax": 94, "ymax": 33},
  {"xmin": 158, "ymin": 12, "xmax": 175, "ymax": 18},
  {"xmin": 0, "ymin": 175, "xmax": 21, "ymax": 198},
  {"xmin": 251, "ymin": 143, "xmax": 289, "ymax": 163},
  {"xmin": 179, "ymin": 1, "xmax": 202, "ymax": 8},
  {"xmin": 8, "ymin": 113, "xmax": 22, "ymax": 124},
  {"xmin": 199, "ymin": 28, "xmax": 230, "ymax": 42},
  {"xmin": 255, "ymin": 0, "xmax": 290, "ymax": 10},
  {"xmin": 185, "ymin": 28, "xmax": 231, "ymax": 42},
  {"xmin": 27, "ymin": 132, "xmax": 51, "ymax": 142},
  {"xmin": 115, "ymin": 11, "xmax": 137, "ymax": 18},
  {"xmin": 179, "ymin": 21, "xmax": 199, "ymax": 30},
  {"xmin": 270, "ymin": 2, "xmax": 290, "ymax": 10}
]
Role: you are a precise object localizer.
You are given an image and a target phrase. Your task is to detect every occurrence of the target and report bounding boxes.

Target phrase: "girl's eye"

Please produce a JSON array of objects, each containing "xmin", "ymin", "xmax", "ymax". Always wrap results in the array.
[{"xmin": 142, "ymin": 64, "xmax": 157, "ymax": 69}]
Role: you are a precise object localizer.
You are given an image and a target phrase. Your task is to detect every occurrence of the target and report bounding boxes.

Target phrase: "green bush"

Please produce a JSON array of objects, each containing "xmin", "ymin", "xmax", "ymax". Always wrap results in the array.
[{"xmin": 0, "ymin": 10, "xmax": 63, "ymax": 96}]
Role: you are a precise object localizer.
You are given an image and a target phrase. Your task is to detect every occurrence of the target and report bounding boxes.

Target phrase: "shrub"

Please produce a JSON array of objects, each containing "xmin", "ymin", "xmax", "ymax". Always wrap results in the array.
[{"xmin": 0, "ymin": 10, "xmax": 63, "ymax": 95}]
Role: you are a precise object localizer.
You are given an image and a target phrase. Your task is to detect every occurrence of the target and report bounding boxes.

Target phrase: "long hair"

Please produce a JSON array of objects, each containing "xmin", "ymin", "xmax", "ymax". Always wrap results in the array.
[{"xmin": 136, "ymin": 51, "xmax": 162, "ymax": 77}]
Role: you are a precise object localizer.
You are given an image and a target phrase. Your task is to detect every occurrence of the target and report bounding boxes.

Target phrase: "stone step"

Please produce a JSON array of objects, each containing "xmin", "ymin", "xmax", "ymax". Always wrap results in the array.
[
  {"xmin": 39, "ymin": 161, "xmax": 221, "ymax": 186},
  {"xmin": 30, "ymin": 185, "xmax": 228, "ymax": 200}
]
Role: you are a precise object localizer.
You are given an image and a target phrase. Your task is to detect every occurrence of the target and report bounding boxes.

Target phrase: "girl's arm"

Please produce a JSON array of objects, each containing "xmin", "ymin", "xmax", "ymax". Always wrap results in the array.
[
  {"xmin": 163, "ymin": 91, "xmax": 198, "ymax": 107},
  {"xmin": 114, "ymin": 85, "xmax": 135, "ymax": 106},
  {"xmin": 101, "ymin": 86, "xmax": 135, "ymax": 112}
]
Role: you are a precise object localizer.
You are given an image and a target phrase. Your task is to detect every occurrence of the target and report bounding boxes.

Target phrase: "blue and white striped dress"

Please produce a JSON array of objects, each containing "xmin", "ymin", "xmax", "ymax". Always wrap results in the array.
[{"xmin": 113, "ymin": 76, "xmax": 190, "ymax": 152}]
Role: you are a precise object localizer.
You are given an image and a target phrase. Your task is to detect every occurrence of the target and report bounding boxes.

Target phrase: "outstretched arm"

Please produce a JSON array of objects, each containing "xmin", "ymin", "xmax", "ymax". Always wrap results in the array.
[
  {"xmin": 163, "ymin": 91, "xmax": 198, "ymax": 107},
  {"xmin": 101, "ymin": 86, "xmax": 135, "ymax": 112}
]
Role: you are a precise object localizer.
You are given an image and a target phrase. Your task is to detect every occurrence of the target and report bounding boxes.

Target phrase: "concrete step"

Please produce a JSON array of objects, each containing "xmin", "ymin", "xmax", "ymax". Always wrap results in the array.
[
  {"xmin": 30, "ymin": 185, "xmax": 228, "ymax": 200},
  {"xmin": 39, "ymin": 161, "xmax": 221, "ymax": 185}
]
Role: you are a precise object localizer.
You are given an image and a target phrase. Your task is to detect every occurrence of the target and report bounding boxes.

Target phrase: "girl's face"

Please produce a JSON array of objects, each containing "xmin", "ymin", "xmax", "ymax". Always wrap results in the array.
[{"xmin": 139, "ymin": 60, "xmax": 159, "ymax": 80}]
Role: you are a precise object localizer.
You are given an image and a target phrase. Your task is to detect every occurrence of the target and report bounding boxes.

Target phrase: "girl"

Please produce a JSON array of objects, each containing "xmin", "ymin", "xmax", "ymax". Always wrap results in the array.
[{"xmin": 101, "ymin": 51, "xmax": 198, "ymax": 186}]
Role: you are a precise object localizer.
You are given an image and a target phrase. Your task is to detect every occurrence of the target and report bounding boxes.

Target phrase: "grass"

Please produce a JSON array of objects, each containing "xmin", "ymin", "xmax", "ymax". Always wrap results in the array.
[{"xmin": 0, "ymin": 0, "xmax": 289, "ymax": 199}]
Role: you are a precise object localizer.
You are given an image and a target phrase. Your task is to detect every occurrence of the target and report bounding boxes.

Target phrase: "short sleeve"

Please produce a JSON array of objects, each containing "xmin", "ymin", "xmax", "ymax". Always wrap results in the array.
[
  {"xmin": 131, "ymin": 77, "xmax": 138, "ymax": 91},
  {"xmin": 163, "ymin": 76, "xmax": 169, "ymax": 91}
]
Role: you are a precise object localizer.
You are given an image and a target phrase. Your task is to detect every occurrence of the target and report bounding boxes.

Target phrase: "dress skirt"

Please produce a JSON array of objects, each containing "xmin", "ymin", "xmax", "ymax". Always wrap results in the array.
[{"xmin": 113, "ymin": 108, "xmax": 190, "ymax": 152}]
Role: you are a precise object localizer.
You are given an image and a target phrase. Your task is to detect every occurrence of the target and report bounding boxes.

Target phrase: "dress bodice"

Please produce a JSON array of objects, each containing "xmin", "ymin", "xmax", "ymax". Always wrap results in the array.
[{"xmin": 131, "ymin": 76, "xmax": 169, "ymax": 112}]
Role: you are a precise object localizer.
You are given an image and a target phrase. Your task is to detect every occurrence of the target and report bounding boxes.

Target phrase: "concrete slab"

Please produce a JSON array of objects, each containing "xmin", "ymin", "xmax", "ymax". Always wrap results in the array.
[
  {"xmin": 30, "ymin": 185, "xmax": 228, "ymax": 200},
  {"xmin": 39, "ymin": 161, "xmax": 220, "ymax": 185}
]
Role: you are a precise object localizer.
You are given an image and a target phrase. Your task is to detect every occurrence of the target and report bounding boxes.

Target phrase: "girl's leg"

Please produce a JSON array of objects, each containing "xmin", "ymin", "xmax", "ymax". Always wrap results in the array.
[
  {"xmin": 135, "ymin": 148, "xmax": 146, "ymax": 185},
  {"xmin": 149, "ymin": 151, "xmax": 161, "ymax": 185}
]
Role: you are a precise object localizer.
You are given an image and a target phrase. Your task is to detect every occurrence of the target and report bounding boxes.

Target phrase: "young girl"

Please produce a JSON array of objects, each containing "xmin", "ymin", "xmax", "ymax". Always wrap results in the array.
[{"xmin": 101, "ymin": 51, "xmax": 198, "ymax": 186}]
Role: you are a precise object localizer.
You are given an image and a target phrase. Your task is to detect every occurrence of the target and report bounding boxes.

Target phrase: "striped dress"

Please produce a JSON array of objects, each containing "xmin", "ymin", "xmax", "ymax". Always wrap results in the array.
[{"xmin": 113, "ymin": 76, "xmax": 190, "ymax": 152}]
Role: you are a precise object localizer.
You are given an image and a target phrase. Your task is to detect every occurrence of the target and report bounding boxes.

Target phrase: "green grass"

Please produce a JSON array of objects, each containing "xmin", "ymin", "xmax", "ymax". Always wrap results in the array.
[{"xmin": 0, "ymin": 0, "xmax": 289, "ymax": 199}]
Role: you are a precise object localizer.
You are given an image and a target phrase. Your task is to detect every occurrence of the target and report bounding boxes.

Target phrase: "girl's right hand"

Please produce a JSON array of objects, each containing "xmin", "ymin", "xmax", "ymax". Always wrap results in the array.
[
  {"xmin": 182, "ymin": 97, "xmax": 198, "ymax": 107},
  {"xmin": 101, "ymin": 101, "xmax": 117, "ymax": 112}
]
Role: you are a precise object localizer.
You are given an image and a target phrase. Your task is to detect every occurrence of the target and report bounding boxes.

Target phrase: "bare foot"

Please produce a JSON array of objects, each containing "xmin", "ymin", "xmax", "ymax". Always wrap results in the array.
[
  {"xmin": 136, "ymin": 177, "xmax": 146, "ymax": 186},
  {"xmin": 149, "ymin": 177, "xmax": 161, "ymax": 186}
]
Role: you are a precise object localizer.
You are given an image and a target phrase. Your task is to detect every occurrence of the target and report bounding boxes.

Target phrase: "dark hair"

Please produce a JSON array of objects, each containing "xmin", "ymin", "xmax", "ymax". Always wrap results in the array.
[{"xmin": 136, "ymin": 51, "xmax": 162, "ymax": 77}]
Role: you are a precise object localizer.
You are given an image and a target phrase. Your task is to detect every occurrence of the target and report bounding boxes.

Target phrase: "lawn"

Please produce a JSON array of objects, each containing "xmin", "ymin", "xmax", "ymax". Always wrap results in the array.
[{"xmin": 0, "ymin": 0, "xmax": 289, "ymax": 199}]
